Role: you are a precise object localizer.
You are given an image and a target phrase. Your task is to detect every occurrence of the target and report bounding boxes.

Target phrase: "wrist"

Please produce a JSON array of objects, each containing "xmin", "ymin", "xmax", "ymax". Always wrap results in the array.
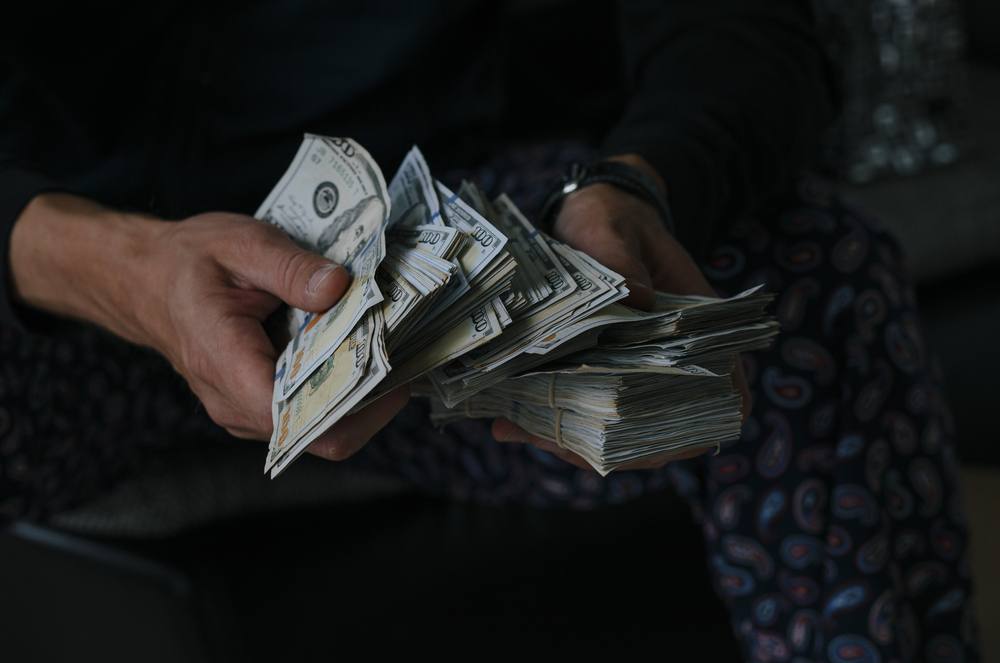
[
  {"xmin": 605, "ymin": 153, "xmax": 667, "ymax": 198},
  {"xmin": 539, "ymin": 156, "xmax": 674, "ymax": 237},
  {"xmin": 554, "ymin": 182, "xmax": 659, "ymax": 246},
  {"xmin": 10, "ymin": 193, "xmax": 166, "ymax": 343}
]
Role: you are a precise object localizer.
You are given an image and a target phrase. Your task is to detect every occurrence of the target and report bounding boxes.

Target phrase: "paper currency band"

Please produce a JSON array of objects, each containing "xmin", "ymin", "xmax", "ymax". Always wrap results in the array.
[
  {"xmin": 554, "ymin": 408, "xmax": 565, "ymax": 449},
  {"xmin": 548, "ymin": 376, "xmax": 567, "ymax": 450},
  {"xmin": 538, "ymin": 160, "xmax": 676, "ymax": 237}
]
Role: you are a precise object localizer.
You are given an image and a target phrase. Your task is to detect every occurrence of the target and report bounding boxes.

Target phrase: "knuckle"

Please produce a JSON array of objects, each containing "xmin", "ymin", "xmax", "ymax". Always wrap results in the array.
[
  {"xmin": 274, "ymin": 247, "xmax": 315, "ymax": 296},
  {"xmin": 209, "ymin": 409, "xmax": 238, "ymax": 433},
  {"xmin": 216, "ymin": 410, "xmax": 264, "ymax": 439},
  {"xmin": 246, "ymin": 219, "xmax": 282, "ymax": 244},
  {"xmin": 231, "ymin": 222, "xmax": 267, "ymax": 260},
  {"xmin": 325, "ymin": 442, "xmax": 354, "ymax": 461},
  {"xmin": 228, "ymin": 418, "xmax": 268, "ymax": 440},
  {"xmin": 180, "ymin": 340, "xmax": 214, "ymax": 382},
  {"xmin": 226, "ymin": 220, "xmax": 278, "ymax": 267},
  {"xmin": 192, "ymin": 390, "xmax": 262, "ymax": 440},
  {"xmin": 319, "ymin": 435, "xmax": 357, "ymax": 461},
  {"xmin": 202, "ymin": 399, "xmax": 231, "ymax": 427},
  {"xmin": 255, "ymin": 411, "xmax": 274, "ymax": 437}
]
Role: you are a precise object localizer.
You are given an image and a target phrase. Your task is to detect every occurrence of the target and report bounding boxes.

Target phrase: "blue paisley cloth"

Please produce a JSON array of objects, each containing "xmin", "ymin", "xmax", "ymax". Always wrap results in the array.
[{"xmin": 0, "ymin": 142, "xmax": 979, "ymax": 662}]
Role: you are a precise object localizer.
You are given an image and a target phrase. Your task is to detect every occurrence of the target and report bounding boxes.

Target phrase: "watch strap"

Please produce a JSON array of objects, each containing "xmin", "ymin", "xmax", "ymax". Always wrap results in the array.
[{"xmin": 539, "ymin": 160, "xmax": 675, "ymax": 236}]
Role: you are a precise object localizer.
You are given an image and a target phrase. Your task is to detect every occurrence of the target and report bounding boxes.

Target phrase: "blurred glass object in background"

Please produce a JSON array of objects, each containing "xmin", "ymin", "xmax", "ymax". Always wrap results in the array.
[{"xmin": 813, "ymin": 0, "xmax": 967, "ymax": 183}]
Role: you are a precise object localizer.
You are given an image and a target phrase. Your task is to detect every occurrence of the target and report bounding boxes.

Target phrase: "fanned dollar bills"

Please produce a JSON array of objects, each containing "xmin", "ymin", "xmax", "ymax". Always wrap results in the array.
[{"xmin": 258, "ymin": 135, "xmax": 777, "ymax": 478}]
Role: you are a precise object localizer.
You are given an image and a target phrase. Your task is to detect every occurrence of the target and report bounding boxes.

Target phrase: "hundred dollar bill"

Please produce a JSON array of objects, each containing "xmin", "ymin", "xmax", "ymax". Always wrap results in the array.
[
  {"xmin": 268, "ymin": 308, "xmax": 391, "ymax": 478},
  {"xmin": 257, "ymin": 135, "xmax": 389, "ymax": 264},
  {"xmin": 492, "ymin": 194, "xmax": 575, "ymax": 316},
  {"xmin": 386, "ymin": 245, "xmax": 455, "ymax": 293},
  {"xmin": 376, "ymin": 261, "xmax": 419, "ymax": 335},
  {"xmin": 395, "ymin": 184, "xmax": 515, "ymax": 352},
  {"xmin": 368, "ymin": 303, "xmax": 503, "ymax": 401},
  {"xmin": 458, "ymin": 240, "xmax": 624, "ymax": 372},
  {"xmin": 388, "ymin": 146, "xmax": 441, "ymax": 228},
  {"xmin": 390, "ymin": 224, "xmax": 465, "ymax": 260},
  {"xmin": 456, "ymin": 179, "xmax": 499, "ymax": 219},
  {"xmin": 268, "ymin": 311, "xmax": 375, "ymax": 471},
  {"xmin": 456, "ymin": 181, "xmax": 541, "ymax": 312},
  {"xmin": 256, "ymin": 135, "xmax": 391, "ymax": 401},
  {"xmin": 432, "ymin": 181, "xmax": 508, "ymax": 283}
]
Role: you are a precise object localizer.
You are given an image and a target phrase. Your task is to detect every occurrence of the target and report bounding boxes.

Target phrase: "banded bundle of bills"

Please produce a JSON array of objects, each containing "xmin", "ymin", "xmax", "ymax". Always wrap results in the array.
[
  {"xmin": 424, "ymin": 295, "xmax": 779, "ymax": 474},
  {"xmin": 258, "ymin": 134, "xmax": 777, "ymax": 478}
]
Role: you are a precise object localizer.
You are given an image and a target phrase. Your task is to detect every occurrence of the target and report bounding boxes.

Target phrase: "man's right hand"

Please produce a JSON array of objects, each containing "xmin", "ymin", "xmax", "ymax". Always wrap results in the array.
[{"xmin": 10, "ymin": 193, "xmax": 408, "ymax": 453}]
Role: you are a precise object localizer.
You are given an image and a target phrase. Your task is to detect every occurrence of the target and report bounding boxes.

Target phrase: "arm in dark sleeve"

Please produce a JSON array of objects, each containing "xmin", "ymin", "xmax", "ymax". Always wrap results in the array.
[
  {"xmin": 0, "ymin": 161, "xmax": 75, "ymax": 334},
  {"xmin": 0, "ymin": 27, "xmax": 115, "ymax": 336},
  {"xmin": 601, "ymin": 0, "xmax": 838, "ymax": 258}
]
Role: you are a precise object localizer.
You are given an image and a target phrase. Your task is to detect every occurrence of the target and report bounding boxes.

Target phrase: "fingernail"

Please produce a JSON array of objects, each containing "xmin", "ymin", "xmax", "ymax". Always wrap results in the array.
[{"xmin": 307, "ymin": 263, "xmax": 341, "ymax": 296}]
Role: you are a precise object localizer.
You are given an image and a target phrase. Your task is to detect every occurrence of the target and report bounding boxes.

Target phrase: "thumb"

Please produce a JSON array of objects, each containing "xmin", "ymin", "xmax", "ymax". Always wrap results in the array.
[
  {"xmin": 622, "ymin": 271, "xmax": 656, "ymax": 311},
  {"xmin": 571, "ymin": 233, "xmax": 656, "ymax": 311},
  {"xmin": 226, "ymin": 223, "xmax": 351, "ymax": 312},
  {"xmin": 581, "ymin": 253, "xmax": 655, "ymax": 311},
  {"xmin": 603, "ymin": 253, "xmax": 655, "ymax": 311},
  {"xmin": 587, "ymin": 232, "xmax": 656, "ymax": 311}
]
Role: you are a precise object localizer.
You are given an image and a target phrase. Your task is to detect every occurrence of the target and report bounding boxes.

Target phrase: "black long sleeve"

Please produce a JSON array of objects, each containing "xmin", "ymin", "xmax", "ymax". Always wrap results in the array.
[
  {"xmin": 601, "ymin": 0, "xmax": 837, "ymax": 258},
  {"xmin": 0, "ymin": 163, "xmax": 64, "ymax": 331}
]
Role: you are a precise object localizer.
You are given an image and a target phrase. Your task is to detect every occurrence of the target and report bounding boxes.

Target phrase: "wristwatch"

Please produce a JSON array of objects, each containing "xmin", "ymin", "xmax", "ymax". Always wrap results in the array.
[{"xmin": 538, "ymin": 159, "xmax": 675, "ymax": 236}]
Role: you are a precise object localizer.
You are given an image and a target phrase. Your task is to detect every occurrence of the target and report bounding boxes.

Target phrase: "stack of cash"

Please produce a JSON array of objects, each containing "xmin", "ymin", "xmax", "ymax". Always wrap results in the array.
[
  {"xmin": 424, "ymin": 294, "xmax": 778, "ymax": 473},
  {"xmin": 257, "ymin": 135, "xmax": 777, "ymax": 478}
]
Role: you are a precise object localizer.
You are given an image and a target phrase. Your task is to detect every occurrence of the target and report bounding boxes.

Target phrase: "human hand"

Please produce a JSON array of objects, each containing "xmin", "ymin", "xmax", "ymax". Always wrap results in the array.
[
  {"xmin": 490, "ymin": 155, "xmax": 751, "ymax": 471},
  {"xmin": 10, "ymin": 194, "xmax": 408, "ymax": 458}
]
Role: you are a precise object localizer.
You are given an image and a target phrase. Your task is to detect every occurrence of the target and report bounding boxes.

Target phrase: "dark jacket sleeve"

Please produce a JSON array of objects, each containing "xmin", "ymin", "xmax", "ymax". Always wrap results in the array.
[
  {"xmin": 0, "ymin": 161, "xmax": 73, "ymax": 334},
  {"xmin": 1, "ymin": 33, "xmax": 99, "ymax": 336},
  {"xmin": 601, "ymin": 0, "xmax": 837, "ymax": 258}
]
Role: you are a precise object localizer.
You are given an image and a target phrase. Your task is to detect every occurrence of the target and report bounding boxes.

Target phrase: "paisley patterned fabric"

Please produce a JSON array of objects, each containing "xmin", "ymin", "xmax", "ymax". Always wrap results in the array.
[{"xmin": 0, "ymin": 143, "xmax": 979, "ymax": 662}]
